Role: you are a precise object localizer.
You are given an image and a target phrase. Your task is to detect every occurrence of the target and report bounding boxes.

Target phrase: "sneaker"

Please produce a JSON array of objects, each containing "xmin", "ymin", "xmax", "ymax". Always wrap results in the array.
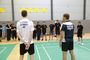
[
  {"xmin": 81, "ymin": 43, "xmax": 84, "ymax": 45},
  {"xmin": 77, "ymin": 41, "xmax": 80, "ymax": 45}
]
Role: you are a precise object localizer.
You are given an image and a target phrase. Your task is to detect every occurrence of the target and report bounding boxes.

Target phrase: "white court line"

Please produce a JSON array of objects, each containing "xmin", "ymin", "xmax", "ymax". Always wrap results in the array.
[
  {"xmin": 36, "ymin": 45, "xmax": 59, "ymax": 48},
  {"xmin": 42, "ymin": 45, "xmax": 51, "ymax": 60},
  {"xmin": 79, "ymin": 45, "xmax": 90, "ymax": 51},
  {"xmin": 0, "ymin": 47, "xmax": 7, "ymax": 55},
  {"xmin": 35, "ymin": 46, "xmax": 41, "ymax": 60}
]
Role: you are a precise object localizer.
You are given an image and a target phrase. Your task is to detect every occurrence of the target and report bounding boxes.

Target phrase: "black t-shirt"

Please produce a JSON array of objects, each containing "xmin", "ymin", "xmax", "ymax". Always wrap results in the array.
[
  {"xmin": 61, "ymin": 21, "xmax": 74, "ymax": 42},
  {"xmin": 49, "ymin": 24, "xmax": 54, "ymax": 31},
  {"xmin": 55, "ymin": 23, "xmax": 61, "ymax": 30},
  {"xmin": 6, "ymin": 24, "xmax": 11, "ymax": 30},
  {"xmin": 41, "ymin": 24, "xmax": 47, "ymax": 32},
  {"xmin": 11, "ymin": 26, "xmax": 16, "ymax": 31},
  {"xmin": 0, "ymin": 25, "xmax": 2, "ymax": 30},
  {"xmin": 33, "ymin": 26, "xmax": 37, "ymax": 33},
  {"xmin": 36, "ymin": 24, "xmax": 41, "ymax": 32},
  {"xmin": 77, "ymin": 25, "xmax": 83, "ymax": 33}
]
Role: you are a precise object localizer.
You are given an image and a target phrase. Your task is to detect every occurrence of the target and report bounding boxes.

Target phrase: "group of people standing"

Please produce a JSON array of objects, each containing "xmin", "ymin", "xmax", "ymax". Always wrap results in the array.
[
  {"xmin": 33, "ymin": 20, "xmax": 61, "ymax": 41},
  {"xmin": 0, "ymin": 20, "xmax": 83, "ymax": 43},
  {"xmin": 33, "ymin": 22, "xmax": 47, "ymax": 41},
  {"xmin": 0, "ymin": 23, "xmax": 17, "ymax": 42}
]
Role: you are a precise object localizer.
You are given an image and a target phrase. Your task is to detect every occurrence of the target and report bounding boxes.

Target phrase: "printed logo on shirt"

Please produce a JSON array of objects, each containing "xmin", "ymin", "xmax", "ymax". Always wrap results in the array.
[
  {"xmin": 67, "ymin": 25, "xmax": 73, "ymax": 30},
  {"xmin": 20, "ymin": 21, "xmax": 28, "ymax": 28}
]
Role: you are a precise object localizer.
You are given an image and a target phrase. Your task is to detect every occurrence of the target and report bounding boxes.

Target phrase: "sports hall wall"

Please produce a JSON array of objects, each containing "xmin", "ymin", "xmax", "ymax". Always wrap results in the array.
[{"xmin": 0, "ymin": 0, "xmax": 90, "ymax": 33}]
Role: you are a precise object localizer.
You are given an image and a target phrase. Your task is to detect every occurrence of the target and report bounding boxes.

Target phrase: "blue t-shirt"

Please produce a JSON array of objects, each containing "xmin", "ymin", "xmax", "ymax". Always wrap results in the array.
[{"xmin": 61, "ymin": 21, "xmax": 74, "ymax": 42}]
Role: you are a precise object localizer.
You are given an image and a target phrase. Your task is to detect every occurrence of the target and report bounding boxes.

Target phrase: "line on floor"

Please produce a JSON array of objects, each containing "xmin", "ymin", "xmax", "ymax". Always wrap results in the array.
[
  {"xmin": 36, "ymin": 46, "xmax": 41, "ymax": 60},
  {"xmin": 0, "ymin": 47, "xmax": 7, "ymax": 55},
  {"xmin": 42, "ymin": 45, "xmax": 51, "ymax": 60}
]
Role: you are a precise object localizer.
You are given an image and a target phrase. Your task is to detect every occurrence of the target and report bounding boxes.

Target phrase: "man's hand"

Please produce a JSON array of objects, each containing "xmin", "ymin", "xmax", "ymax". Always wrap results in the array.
[{"xmin": 24, "ymin": 42, "xmax": 30, "ymax": 50}]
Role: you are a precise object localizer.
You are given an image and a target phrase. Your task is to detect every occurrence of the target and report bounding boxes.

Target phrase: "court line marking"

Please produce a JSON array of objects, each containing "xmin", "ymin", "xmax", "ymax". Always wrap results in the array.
[
  {"xmin": 0, "ymin": 47, "xmax": 7, "ymax": 55},
  {"xmin": 78, "ymin": 45, "xmax": 90, "ymax": 51},
  {"xmin": 42, "ymin": 45, "xmax": 51, "ymax": 60},
  {"xmin": 35, "ymin": 46, "xmax": 41, "ymax": 60},
  {"xmin": 36, "ymin": 45, "xmax": 59, "ymax": 48}
]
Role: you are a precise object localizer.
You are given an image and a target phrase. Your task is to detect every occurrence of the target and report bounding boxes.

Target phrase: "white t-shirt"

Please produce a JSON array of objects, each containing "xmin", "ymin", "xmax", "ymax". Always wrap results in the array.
[{"xmin": 17, "ymin": 18, "xmax": 34, "ymax": 44}]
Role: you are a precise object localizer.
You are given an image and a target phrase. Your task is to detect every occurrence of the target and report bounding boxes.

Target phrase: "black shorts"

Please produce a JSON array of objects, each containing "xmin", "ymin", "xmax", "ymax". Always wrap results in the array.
[
  {"xmin": 20, "ymin": 43, "xmax": 35, "ymax": 55},
  {"xmin": 50, "ymin": 31, "xmax": 54, "ymax": 35},
  {"xmin": 56, "ymin": 30, "xmax": 60, "ymax": 35},
  {"xmin": 77, "ymin": 33, "xmax": 82, "ymax": 37},
  {"xmin": 0, "ymin": 30, "xmax": 2, "ymax": 37},
  {"xmin": 62, "ymin": 42, "xmax": 73, "ymax": 51},
  {"xmin": 42, "ymin": 32, "xmax": 46, "ymax": 35}
]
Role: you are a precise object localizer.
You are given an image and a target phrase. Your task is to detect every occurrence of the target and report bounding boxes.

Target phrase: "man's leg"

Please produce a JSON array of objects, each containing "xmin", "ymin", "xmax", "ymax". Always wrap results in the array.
[
  {"xmin": 52, "ymin": 32, "xmax": 54, "ymax": 40},
  {"xmin": 38, "ymin": 33, "xmax": 41, "ymax": 40},
  {"xmin": 20, "ymin": 44, "xmax": 26, "ymax": 60},
  {"xmin": 62, "ymin": 51, "xmax": 67, "ymax": 60},
  {"xmin": 30, "ymin": 54, "xmax": 34, "ymax": 60},
  {"xmin": 41, "ymin": 35, "xmax": 44, "ymax": 41},
  {"xmin": 78, "ymin": 37, "xmax": 80, "ymax": 44},
  {"xmin": 62, "ymin": 42, "xmax": 68, "ymax": 60},
  {"xmin": 0, "ymin": 33, "xmax": 2, "ymax": 42},
  {"xmin": 57, "ymin": 35, "xmax": 60, "ymax": 40},
  {"xmin": 37, "ymin": 33, "xmax": 40, "ymax": 40},
  {"xmin": 0, "ymin": 38, "xmax": 1, "ymax": 42},
  {"xmin": 28, "ymin": 44, "xmax": 34, "ymax": 60},
  {"xmin": 80, "ymin": 36, "xmax": 84, "ymax": 45},
  {"xmin": 49, "ymin": 34, "xmax": 51, "ymax": 40},
  {"xmin": 44, "ymin": 31, "xmax": 47, "ymax": 41},
  {"xmin": 20, "ymin": 55, "xmax": 24, "ymax": 60},
  {"xmin": 69, "ymin": 50, "xmax": 75, "ymax": 60},
  {"xmin": 81, "ymin": 34, "xmax": 83, "ymax": 43}
]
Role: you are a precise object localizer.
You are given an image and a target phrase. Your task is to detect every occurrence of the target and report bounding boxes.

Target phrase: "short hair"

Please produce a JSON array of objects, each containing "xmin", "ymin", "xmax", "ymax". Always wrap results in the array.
[
  {"xmin": 78, "ymin": 21, "xmax": 81, "ymax": 23},
  {"xmin": 21, "ymin": 10, "xmax": 27, "ymax": 17},
  {"xmin": 56, "ymin": 20, "xmax": 59, "ymax": 22},
  {"xmin": 37, "ymin": 22, "xmax": 39, "ymax": 24},
  {"xmin": 63, "ymin": 13, "xmax": 70, "ymax": 20}
]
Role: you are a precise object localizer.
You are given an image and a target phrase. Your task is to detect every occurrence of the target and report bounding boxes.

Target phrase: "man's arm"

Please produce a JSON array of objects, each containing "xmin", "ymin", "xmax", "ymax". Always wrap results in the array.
[
  {"xmin": 60, "ymin": 31, "xmax": 64, "ymax": 42},
  {"xmin": 60, "ymin": 24, "xmax": 65, "ymax": 47},
  {"xmin": 17, "ymin": 32, "xmax": 22, "ymax": 40},
  {"xmin": 23, "ymin": 22, "xmax": 34, "ymax": 44},
  {"xmin": 16, "ymin": 22, "xmax": 22, "ymax": 40},
  {"xmin": 25, "ymin": 22, "xmax": 34, "ymax": 50}
]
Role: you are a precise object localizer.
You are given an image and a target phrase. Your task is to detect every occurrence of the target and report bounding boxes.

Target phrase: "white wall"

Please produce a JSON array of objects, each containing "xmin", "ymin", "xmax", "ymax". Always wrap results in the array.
[
  {"xmin": 14, "ymin": 0, "xmax": 51, "ymax": 21},
  {"xmin": 0, "ymin": 0, "xmax": 90, "ymax": 21},
  {"xmin": 53, "ymin": 0, "xmax": 83, "ymax": 20},
  {"xmin": 86, "ymin": 0, "xmax": 90, "ymax": 20},
  {"xmin": 0, "ymin": 0, "xmax": 12, "ymax": 21}
]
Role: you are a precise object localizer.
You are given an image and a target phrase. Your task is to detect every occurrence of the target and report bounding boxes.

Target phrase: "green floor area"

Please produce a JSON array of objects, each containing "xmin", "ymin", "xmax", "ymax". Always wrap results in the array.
[
  {"xmin": 0, "ymin": 44, "xmax": 15, "ymax": 60},
  {"xmin": 0, "ymin": 39, "xmax": 90, "ymax": 60},
  {"xmin": 28, "ymin": 39, "xmax": 90, "ymax": 60}
]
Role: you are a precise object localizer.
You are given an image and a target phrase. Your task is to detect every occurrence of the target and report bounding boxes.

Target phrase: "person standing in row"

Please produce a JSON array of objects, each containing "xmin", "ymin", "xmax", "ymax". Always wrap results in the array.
[
  {"xmin": 55, "ymin": 20, "xmax": 61, "ymax": 40},
  {"xmin": 0, "ymin": 25, "xmax": 2, "ymax": 42},
  {"xmin": 49, "ymin": 22, "xmax": 55, "ymax": 40},
  {"xmin": 33, "ymin": 26, "xmax": 37, "ymax": 40},
  {"xmin": 41, "ymin": 22, "xmax": 47, "ymax": 41},
  {"xmin": 11, "ymin": 24, "xmax": 17, "ymax": 41},
  {"xmin": 6, "ymin": 23, "xmax": 12, "ymax": 41},
  {"xmin": 36, "ymin": 22, "xmax": 42, "ymax": 41},
  {"xmin": 77, "ymin": 21, "xmax": 83, "ymax": 45}
]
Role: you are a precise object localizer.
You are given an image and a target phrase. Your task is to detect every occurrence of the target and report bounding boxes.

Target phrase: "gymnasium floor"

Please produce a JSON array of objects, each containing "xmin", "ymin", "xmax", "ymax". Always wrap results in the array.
[{"xmin": 0, "ymin": 33, "xmax": 90, "ymax": 60}]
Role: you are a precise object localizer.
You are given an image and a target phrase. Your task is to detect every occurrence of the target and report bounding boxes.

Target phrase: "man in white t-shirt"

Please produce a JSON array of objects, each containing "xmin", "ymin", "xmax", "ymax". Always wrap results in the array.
[{"xmin": 17, "ymin": 10, "xmax": 34, "ymax": 60}]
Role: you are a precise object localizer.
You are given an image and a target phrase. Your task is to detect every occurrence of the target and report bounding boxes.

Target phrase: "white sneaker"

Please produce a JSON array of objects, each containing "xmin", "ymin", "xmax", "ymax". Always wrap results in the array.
[
  {"xmin": 77, "ymin": 42, "xmax": 80, "ymax": 45},
  {"xmin": 81, "ymin": 43, "xmax": 84, "ymax": 45}
]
